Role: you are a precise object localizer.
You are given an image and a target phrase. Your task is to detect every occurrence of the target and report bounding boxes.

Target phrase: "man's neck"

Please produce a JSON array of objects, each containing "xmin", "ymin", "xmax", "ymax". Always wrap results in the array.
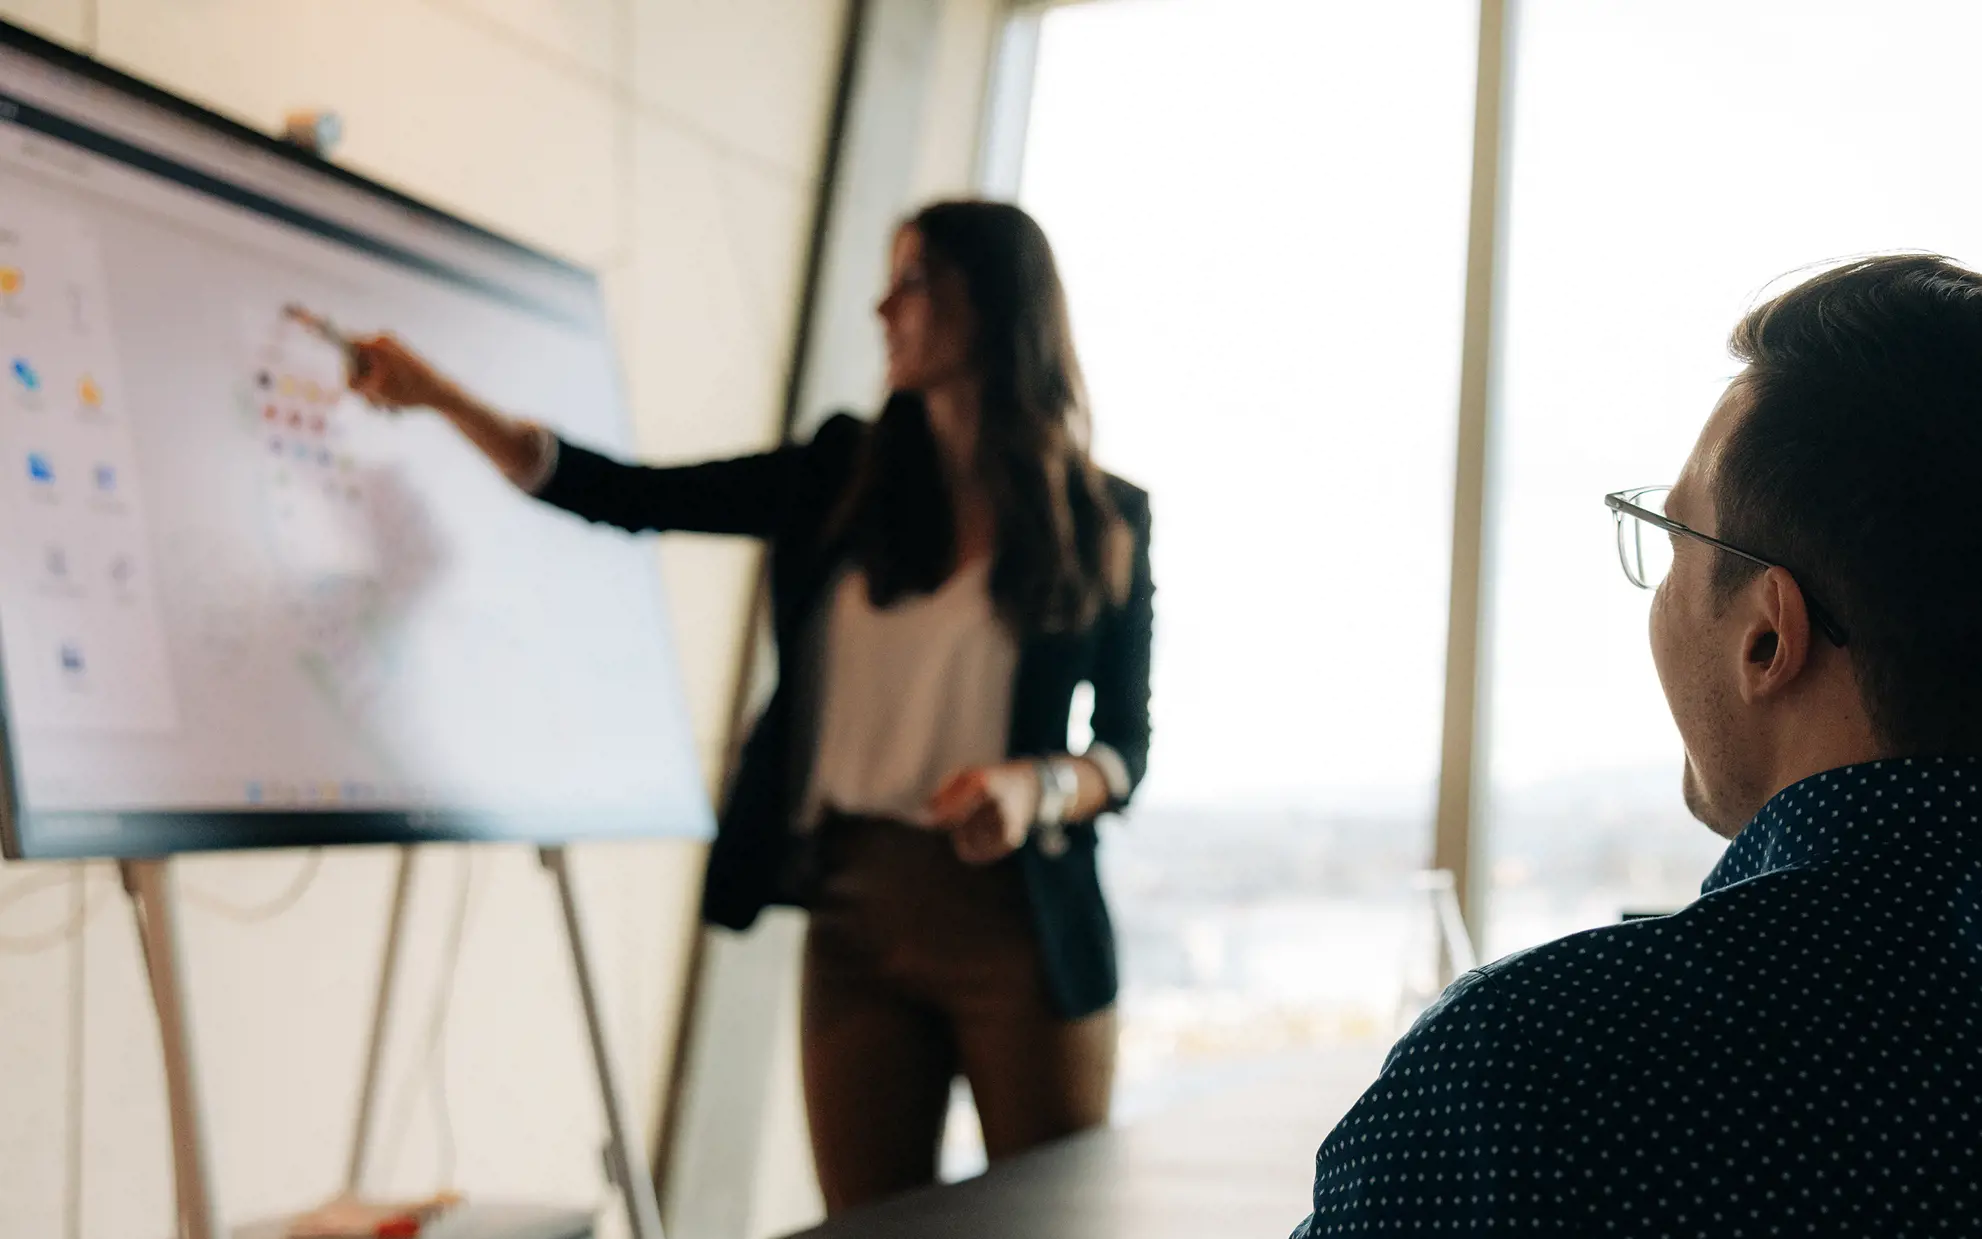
[{"xmin": 1749, "ymin": 713, "xmax": 1889, "ymax": 826}]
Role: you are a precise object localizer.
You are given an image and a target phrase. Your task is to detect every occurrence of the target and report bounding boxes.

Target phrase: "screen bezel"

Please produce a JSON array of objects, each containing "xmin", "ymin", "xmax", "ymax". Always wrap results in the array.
[{"xmin": 0, "ymin": 18, "xmax": 712, "ymax": 859}]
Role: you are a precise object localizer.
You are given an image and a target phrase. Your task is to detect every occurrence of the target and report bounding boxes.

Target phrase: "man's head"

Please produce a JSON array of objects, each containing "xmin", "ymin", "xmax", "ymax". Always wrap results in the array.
[{"xmin": 1653, "ymin": 254, "xmax": 1982, "ymax": 836}]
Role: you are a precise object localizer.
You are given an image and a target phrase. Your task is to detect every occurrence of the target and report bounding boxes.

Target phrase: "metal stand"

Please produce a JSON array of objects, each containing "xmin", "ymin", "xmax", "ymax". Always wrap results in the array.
[
  {"xmin": 346, "ymin": 846, "xmax": 418, "ymax": 1193},
  {"xmin": 121, "ymin": 859, "xmax": 222, "ymax": 1239},
  {"xmin": 344, "ymin": 845, "xmax": 665, "ymax": 1239},
  {"xmin": 539, "ymin": 846, "xmax": 666, "ymax": 1239}
]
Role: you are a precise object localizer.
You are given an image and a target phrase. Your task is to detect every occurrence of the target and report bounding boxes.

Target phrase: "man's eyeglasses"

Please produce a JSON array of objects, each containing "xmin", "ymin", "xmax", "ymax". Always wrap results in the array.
[{"xmin": 1605, "ymin": 486, "xmax": 1851, "ymax": 647}]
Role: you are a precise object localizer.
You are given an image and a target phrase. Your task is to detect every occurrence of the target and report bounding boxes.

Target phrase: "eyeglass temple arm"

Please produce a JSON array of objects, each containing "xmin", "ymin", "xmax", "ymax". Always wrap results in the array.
[{"xmin": 1606, "ymin": 494, "xmax": 1850, "ymax": 646}]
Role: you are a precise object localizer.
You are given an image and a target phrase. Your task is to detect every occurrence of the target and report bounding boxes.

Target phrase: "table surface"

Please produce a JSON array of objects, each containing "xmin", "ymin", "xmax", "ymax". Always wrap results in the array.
[
  {"xmin": 235, "ymin": 1201, "xmax": 593, "ymax": 1239},
  {"xmin": 782, "ymin": 1047, "xmax": 1384, "ymax": 1239}
]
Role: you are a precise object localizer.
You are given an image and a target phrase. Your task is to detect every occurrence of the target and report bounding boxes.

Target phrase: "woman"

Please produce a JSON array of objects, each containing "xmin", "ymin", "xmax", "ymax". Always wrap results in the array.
[{"xmin": 346, "ymin": 200, "xmax": 1154, "ymax": 1212}]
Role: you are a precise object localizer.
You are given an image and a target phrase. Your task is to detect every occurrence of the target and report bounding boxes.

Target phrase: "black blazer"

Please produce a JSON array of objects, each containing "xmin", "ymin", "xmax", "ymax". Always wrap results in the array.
[{"xmin": 535, "ymin": 413, "xmax": 1154, "ymax": 1018}]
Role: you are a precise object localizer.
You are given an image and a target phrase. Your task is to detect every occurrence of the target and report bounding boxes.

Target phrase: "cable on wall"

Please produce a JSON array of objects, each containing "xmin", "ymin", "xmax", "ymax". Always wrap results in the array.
[
  {"xmin": 0, "ymin": 863, "xmax": 110, "ymax": 955},
  {"xmin": 380, "ymin": 848, "xmax": 477, "ymax": 1187},
  {"xmin": 180, "ymin": 850, "xmax": 325, "ymax": 923}
]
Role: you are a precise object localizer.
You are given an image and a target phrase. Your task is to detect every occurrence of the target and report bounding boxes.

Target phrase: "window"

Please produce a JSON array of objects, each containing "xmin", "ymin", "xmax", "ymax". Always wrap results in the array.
[
  {"xmin": 1484, "ymin": 0, "xmax": 1982, "ymax": 957},
  {"xmin": 1015, "ymin": 0, "xmax": 1476, "ymax": 1116}
]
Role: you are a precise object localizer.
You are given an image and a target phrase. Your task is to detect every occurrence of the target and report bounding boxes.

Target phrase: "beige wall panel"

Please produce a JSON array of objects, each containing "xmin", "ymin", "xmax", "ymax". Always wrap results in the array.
[
  {"xmin": 622, "ymin": 116, "xmax": 817, "ymax": 763},
  {"xmin": 907, "ymin": 0, "xmax": 999, "ymax": 201},
  {"xmin": 0, "ymin": 0, "xmax": 86, "ymax": 45},
  {"xmin": 0, "ymin": 868, "xmax": 83, "ymax": 1239},
  {"xmin": 634, "ymin": 0, "xmax": 844, "ymax": 180},
  {"xmin": 432, "ymin": 0, "xmax": 624, "ymax": 85},
  {"xmin": 95, "ymin": 0, "xmax": 621, "ymax": 265}
]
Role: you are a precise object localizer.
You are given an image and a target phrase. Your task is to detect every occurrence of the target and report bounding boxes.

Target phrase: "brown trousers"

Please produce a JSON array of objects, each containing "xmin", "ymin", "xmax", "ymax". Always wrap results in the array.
[{"xmin": 800, "ymin": 817, "xmax": 1117, "ymax": 1214}]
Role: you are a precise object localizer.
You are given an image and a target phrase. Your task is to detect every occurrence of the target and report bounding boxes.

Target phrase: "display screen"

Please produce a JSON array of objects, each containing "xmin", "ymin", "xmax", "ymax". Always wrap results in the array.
[{"xmin": 0, "ymin": 26, "xmax": 713, "ymax": 857}]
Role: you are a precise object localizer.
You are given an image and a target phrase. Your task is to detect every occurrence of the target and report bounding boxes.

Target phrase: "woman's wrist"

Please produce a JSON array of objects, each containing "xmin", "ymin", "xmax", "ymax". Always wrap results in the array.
[
  {"xmin": 428, "ymin": 382, "xmax": 481, "ymax": 424},
  {"xmin": 1033, "ymin": 758, "xmax": 1080, "ymax": 828},
  {"xmin": 1027, "ymin": 756, "xmax": 1110, "ymax": 829},
  {"xmin": 430, "ymin": 388, "xmax": 548, "ymax": 484}
]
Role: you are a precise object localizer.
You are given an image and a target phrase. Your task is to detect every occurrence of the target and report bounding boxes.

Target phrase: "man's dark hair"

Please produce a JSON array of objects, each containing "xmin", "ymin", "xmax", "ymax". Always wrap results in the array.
[{"xmin": 1720, "ymin": 253, "xmax": 1982, "ymax": 753}]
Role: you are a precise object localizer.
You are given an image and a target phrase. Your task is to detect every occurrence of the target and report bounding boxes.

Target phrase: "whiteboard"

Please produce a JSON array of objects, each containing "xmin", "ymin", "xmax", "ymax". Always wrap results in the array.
[{"xmin": 0, "ymin": 26, "xmax": 713, "ymax": 857}]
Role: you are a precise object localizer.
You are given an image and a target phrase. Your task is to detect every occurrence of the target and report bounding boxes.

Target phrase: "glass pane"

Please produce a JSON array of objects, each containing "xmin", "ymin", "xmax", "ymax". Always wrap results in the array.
[
  {"xmin": 1486, "ymin": 0, "xmax": 1982, "ymax": 958},
  {"xmin": 1017, "ymin": 0, "xmax": 1475, "ymax": 1118}
]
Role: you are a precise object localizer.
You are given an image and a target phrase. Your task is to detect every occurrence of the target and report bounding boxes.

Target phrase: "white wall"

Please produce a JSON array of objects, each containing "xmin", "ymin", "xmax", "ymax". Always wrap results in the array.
[{"xmin": 0, "ymin": 2, "xmax": 846, "ymax": 1236}]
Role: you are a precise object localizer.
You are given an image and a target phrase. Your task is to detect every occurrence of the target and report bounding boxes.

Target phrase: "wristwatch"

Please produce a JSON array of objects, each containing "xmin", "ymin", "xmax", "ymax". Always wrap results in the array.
[{"xmin": 1033, "ymin": 758, "xmax": 1080, "ymax": 858}]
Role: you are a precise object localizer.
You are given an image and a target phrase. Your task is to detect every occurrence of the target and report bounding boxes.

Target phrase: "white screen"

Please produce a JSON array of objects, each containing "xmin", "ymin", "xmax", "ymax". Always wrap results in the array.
[{"xmin": 0, "ymin": 38, "xmax": 713, "ymax": 856}]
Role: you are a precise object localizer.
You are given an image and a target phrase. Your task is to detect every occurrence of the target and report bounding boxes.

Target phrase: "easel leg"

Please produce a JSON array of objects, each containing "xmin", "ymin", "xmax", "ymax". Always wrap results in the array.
[
  {"xmin": 121, "ymin": 859, "xmax": 221, "ymax": 1239},
  {"xmin": 539, "ymin": 846, "xmax": 666, "ymax": 1239},
  {"xmin": 346, "ymin": 846, "xmax": 418, "ymax": 1195}
]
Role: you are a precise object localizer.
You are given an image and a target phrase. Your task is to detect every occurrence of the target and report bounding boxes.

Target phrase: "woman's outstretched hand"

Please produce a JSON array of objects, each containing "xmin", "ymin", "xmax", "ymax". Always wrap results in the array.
[
  {"xmin": 340, "ymin": 332, "xmax": 551, "ymax": 487},
  {"xmin": 347, "ymin": 334, "xmax": 460, "ymax": 413},
  {"xmin": 927, "ymin": 762, "xmax": 1041, "ymax": 865}
]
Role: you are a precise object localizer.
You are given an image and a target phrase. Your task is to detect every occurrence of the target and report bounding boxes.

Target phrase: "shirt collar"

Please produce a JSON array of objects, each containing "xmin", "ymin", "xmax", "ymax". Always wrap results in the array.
[{"xmin": 1702, "ymin": 755, "xmax": 1982, "ymax": 895}]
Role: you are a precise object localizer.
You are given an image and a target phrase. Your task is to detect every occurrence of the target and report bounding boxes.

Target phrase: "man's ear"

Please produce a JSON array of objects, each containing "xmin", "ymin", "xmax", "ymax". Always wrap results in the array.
[{"xmin": 1736, "ymin": 566, "xmax": 1814, "ymax": 704}]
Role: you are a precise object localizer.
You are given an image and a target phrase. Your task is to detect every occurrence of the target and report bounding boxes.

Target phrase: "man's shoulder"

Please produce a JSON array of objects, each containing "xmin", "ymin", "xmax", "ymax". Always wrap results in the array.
[{"xmin": 1405, "ymin": 909, "xmax": 1725, "ymax": 1050}]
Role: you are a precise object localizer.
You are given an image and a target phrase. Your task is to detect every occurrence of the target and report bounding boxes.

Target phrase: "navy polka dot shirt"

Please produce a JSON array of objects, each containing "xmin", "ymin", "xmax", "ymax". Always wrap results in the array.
[{"xmin": 1291, "ymin": 757, "xmax": 1982, "ymax": 1236}]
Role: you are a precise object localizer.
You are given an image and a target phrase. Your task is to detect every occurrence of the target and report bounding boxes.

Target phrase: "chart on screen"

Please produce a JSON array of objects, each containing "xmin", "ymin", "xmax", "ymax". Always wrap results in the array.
[{"xmin": 0, "ymin": 37, "xmax": 712, "ymax": 856}]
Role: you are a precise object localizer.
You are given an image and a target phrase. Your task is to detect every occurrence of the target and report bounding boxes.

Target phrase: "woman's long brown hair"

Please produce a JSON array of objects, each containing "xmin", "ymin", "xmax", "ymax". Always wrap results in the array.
[{"xmin": 838, "ymin": 200, "xmax": 1129, "ymax": 634}]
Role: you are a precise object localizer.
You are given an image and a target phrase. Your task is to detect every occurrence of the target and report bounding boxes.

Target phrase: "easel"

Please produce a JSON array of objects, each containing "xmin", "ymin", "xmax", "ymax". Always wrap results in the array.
[
  {"xmin": 121, "ymin": 859, "xmax": 223, "ymax": 1239},
  {"xmin": 121, "ymin": 844, "xmax": 667, "ymax": 1239}
]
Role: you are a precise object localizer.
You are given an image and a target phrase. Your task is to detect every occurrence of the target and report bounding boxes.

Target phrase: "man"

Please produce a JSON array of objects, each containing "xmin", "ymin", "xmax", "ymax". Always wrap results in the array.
[{"xmin": 1291, "ymin": 254, "xmax": 1982, "ymax": 1236}]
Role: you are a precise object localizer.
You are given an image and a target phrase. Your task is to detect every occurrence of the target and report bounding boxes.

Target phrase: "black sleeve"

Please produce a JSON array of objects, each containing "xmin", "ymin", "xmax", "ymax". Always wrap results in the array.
[
  {"xmin": 533, "ymin": 414, "xmax": 864, "ymax": 538},
  {"xmin": 1089, "ymin": 483, "xmax": 1154, "ymax": 806}
]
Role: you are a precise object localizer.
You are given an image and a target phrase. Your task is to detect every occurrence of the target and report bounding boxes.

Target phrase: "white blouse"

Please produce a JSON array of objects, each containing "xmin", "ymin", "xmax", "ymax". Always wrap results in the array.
[
  {"xmin": 800, "ymin": 562, "xmax": 1019, "ymax": 828},
  {"xmin": 515, "ymin": 435, "xmax": 1134, "ymax": 820}
]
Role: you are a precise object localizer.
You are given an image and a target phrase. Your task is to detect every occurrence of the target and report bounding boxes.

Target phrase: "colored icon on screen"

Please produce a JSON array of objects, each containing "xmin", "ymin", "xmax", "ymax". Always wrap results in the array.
[
  {"xmin": 77, "ymin": 375, "xmax": 102, "ymax": 409},
  {"xmin": 27, "ymin": 452, "xmax": 53, "ymax": 483},
  {"xmin": 0, "ymin": 267, "xmax": 20, "ymax": 295},
  {"xmin": 11, "ymin": 357, "xmax": 39, "ymax": 391},
  {"xmin": 58, "ymin": 643, "xmax": 84, "ymax": 675},
  {"xmin": 93, "ymin": 464, "xmax": 116, "ymax": 492}
]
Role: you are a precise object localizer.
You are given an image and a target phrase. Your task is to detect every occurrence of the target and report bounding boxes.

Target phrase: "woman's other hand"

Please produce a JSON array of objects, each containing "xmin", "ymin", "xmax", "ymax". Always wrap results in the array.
[
  {"xmin": 927, "ymin": 762, "xmax": 1041, "ymax": 865},
  {"xmin": 348, "ymin": 333, "xmax": 460, "ymax": 412}
]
